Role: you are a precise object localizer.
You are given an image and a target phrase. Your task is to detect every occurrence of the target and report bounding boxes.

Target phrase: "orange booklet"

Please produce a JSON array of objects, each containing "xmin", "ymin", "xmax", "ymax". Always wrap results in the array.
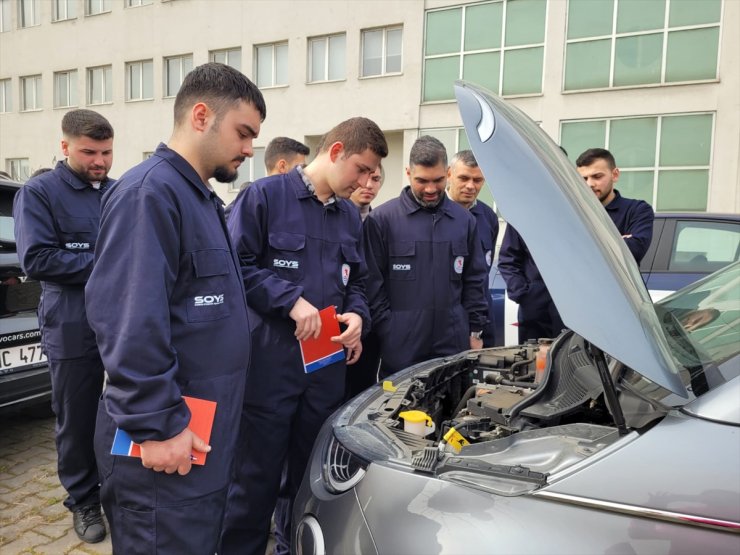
[
  {"xmin": 111, "ymin": 396, "xmax": 217, "ymax": 466},
  {"xmin": 299, "ymin": 305, "xmax": 346, "ymax": 373}
]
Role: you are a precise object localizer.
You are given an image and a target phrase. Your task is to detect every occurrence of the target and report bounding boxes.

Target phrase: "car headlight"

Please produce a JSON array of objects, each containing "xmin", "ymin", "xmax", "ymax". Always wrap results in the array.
[{"xmin": 322, "ymin": 433, "xmax": 368, "ymax": 493}]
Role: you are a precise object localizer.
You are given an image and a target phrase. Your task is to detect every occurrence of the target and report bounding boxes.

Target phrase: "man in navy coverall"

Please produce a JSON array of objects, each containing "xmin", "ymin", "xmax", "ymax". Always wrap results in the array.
[
  {"xmin": 220, "ymin": 117, "xmax": 387, "ymax": 555},
  {"xmin": 85, "ymin": 63, "xmax": 266, "ymax": 554},
  {"xmin": 447, "ymin": 150, "xmax": 499, "ymax": 347},
  {"xmin": 364, "ymin": 136, "xmax": 489, "ymax": 380},
  {"xmin": 13, "ymin": 109, "xmax": 114, "ymax": 543},
  {"xmin": 576, "ymin": 147, "xmax": 654, "ymax": 263}
]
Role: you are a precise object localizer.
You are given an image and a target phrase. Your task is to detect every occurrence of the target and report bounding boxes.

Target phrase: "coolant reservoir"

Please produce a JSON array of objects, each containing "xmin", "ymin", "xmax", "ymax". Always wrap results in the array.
[{"xmin": 534, "ymin": 339, "xmax": 553, "ymax": 384}]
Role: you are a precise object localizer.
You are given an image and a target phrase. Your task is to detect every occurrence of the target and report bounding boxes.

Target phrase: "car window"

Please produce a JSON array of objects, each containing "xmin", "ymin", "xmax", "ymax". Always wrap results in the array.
[{"xmin": 668, "ymin": 221, "xmax": 740, "ymax": 273}]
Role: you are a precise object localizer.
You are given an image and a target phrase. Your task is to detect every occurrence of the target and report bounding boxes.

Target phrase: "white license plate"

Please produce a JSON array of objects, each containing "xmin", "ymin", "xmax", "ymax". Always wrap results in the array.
[{"xmin": 0, "ymin": 343, "xmax": 47, "ymax": 371}]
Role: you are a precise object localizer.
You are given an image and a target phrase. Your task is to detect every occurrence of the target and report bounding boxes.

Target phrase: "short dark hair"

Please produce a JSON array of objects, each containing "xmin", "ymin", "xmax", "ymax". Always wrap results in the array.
[
  {"xmin": 30, "ymin": 168, "xmax": 53, "ymax": 178},
  {"xmin": 318, "ymin": 117, "xmax": 388, "ymax": 159},
  {"xmin": 62, "ymin": 109, "xmax": 114, "ymax": 141},
  {"xmin": 450, "ymin": 150, "xmax": 478, "ymax": 168},
  {"xmin": 174, "ymin": 62, "xmax": 267, "ymax": 127},
  {"xmin": 410, "ymin": 135, "xmax": 447, "ymax": 168},
  {"xmin": 576, "ymin": 148, "xmax": 616, "ymax": 170},
  {"xmin": 264, "ymin": 137, "xmax": 310, "ymax": 172}
]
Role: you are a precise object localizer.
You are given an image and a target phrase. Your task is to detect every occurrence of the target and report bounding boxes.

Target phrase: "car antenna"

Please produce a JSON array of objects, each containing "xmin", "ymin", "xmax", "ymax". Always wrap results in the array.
[{"xmin": 587, "ymin": 342, "xmax": 629, "ymax": 436}]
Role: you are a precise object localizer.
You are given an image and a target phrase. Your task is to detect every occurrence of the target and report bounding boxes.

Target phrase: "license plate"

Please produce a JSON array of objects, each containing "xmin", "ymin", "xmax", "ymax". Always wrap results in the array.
[{"xmin": 0, "ymin": 343, "xmax": 47, "ymax": 372}]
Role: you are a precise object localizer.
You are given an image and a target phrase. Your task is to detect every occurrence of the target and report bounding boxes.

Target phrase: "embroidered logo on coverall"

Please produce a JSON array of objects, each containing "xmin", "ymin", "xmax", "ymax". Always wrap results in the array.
[
  {"xmin": 453, "ymin": 256, "xmax": 465, "ymax": 274},
  {"xmin": 341, "ymin": 264, "xmax": 350, "ymax": 286},
  {"xmin": 194, "ymin": 294, "xmax": 224, "ymax": 306}
]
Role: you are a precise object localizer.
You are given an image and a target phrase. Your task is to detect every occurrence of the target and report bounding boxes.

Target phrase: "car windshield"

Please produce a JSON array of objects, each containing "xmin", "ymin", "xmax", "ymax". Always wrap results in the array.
[{"xmin": 654, "ymin": 261, "xmax": 740, "ymax": 398}]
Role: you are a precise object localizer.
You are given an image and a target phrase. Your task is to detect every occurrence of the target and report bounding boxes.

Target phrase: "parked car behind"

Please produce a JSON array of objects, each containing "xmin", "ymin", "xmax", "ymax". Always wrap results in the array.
[
  {"xmin": 0, "ymin": 177, "xmax": 50, "ymax": 414},
  {"xmin": 492, "ymin": 212, "xmax": 740, "ymax": 345},
  {"xmin": 292, "ymin": 82, "xmax": 740, "ymax": 555}
]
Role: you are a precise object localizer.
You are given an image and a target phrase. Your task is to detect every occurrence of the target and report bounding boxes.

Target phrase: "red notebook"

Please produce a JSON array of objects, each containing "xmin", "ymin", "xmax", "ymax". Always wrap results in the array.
[
  {"xmin": 111, "ymin": 396, "xmax": 217, "ymax": 466},
  {"xmin": 299, "ymin": 305, "xmax": 346, "ymax": 373}
]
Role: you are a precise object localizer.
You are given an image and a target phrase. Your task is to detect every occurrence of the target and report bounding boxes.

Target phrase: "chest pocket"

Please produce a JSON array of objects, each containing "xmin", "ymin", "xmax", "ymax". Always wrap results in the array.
[
  {"xmin": 58, "ymin": 217, "xmax": 96, "ymax": 251},
  {"xmin": 186, "ymin": 249, "xmax": 232, "ymax": 323},
  {"xmin": 389, "ymin": 241, "xmax": 416, "ymax": 281},
  {"xmin": 268, "ymin": 232, "xmax": 305, "ymax": 282},
  {"xmin": 450, "ymin": 241, "xmax": 468, "ymax": 281}
]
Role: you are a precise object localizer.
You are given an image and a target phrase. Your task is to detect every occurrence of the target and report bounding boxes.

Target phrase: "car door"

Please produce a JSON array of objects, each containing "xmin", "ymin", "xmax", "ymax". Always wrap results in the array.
[{"xmin": 644, "ymin": 216, "xmax": 740, "ymax": 301}]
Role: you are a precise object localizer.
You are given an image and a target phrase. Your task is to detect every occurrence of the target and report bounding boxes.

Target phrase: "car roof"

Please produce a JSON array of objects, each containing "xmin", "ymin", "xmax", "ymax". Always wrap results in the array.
[{"xmin": 655, "ymin": 212, "xmax": 740, "ymax": 222}]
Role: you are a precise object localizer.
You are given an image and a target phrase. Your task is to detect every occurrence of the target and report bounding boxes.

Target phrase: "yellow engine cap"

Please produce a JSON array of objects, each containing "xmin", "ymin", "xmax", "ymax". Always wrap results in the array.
[{"xmin": 398, "ymin": 410, "xmax": 432, "ymax": 424}]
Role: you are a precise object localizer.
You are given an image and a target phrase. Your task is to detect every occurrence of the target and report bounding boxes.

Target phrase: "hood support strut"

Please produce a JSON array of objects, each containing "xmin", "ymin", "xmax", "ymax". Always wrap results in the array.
[{"xmin": 588, "ymin": 343, "xmax": 629, "ymax": 436}]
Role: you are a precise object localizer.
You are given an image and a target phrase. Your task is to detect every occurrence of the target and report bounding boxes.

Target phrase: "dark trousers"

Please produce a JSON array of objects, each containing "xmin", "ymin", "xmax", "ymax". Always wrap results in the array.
[
  {"xmin": 49, "ymin": 354, "xmax": 104, "ymax": 511},
  {"xmin": 517, "ymin": 293, "xmax": 565, "ymax": 343},
  {"xmin": 344, "ymin": 332, "xmax": 380, "ymax": 401}
]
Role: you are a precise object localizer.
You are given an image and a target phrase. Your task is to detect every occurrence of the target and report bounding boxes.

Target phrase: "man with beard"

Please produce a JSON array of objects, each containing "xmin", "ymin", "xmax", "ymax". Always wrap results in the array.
[
  {"xmin": 85, "ymin": 63, "xmax": 265, "ymax": 553},
  {"xmin": 364, "ymin": 136, "xmax": 489, "ymax": 379},
  {"xmin": 220, "ymin": 117, "xmax": 387, "ymax": 555},
  {"xmin": 13, "ymin": 109, "xmax": 114, "ymax": 544},
  {"xmin": 447, "ymin": 150, "xmax": 499, "ymax": 347},
  {"xmin": 576, "ymin": 147, "xmax": 654, "ymax": 263}
]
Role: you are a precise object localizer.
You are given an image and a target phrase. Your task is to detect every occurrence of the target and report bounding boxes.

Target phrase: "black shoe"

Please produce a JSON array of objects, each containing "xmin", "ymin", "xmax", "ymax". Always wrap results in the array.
[{"xmin": 73, "ymin": 504, "xmax": 107, "ymax": 543}]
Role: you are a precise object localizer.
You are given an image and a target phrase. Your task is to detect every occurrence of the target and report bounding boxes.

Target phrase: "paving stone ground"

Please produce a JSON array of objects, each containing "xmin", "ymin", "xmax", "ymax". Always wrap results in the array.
[{"xmin": 0, "ymin": 412, "xmax": 276, "ymax": 555}]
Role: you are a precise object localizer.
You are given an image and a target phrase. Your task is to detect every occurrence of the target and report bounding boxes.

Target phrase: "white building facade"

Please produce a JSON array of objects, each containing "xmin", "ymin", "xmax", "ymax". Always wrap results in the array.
[{"xmin": 1, "ymin": 0, "xmax": 738, "ymax": 212}]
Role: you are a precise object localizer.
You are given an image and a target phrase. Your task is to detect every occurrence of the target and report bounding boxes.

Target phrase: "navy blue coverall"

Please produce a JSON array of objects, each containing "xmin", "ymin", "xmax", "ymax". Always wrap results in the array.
[
  {"xmin": 85, "ymin": 144, "xmax": 251, "ymax": 554},
  {"xmin": 470, "ymin": 200, "xmax": 499, "ymax": 347},
  {"xmin": 499, "ymin": 189, "xmax": 654, "ymax": 342},
  {"xmin": 220, "ymin": 167, "xmax": 369, "ymax": 555},
  {"xmin": 13, "ymin": 160, "xmax": 111, "ymax": 512},
  {"xmin": 364, "ymin": 187, "xmax": 489, "ymax": 379},
  {"xmin": 498, "ymin": 225, "xmax": 565, "ymax": 343}
]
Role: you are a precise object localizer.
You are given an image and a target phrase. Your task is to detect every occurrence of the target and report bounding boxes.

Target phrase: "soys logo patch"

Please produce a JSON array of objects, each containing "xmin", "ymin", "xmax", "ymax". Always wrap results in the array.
[
  {"xmin": 341, "ymin": 263, "xmax": 350, "ymax": 286},
  {"xmin": 392, "ymin": 264, "xmax": 411, "ymax": 271},
  {"xmin": 194, "ymin": 294, "xmax": 224, "ymax": 307},
  {"xmin": 454, "ymin": 256, "xmax": 464, "ymax": 274},
  {"xmin": 66, "ymin": 242, "xmax": 90, "ymax": 250},
  {"xmin": 485, "ymin": 250, "xmax": 492, "ymax": 267},
  {"xmin": 274, "ymin": 259, "xmax": 299, "ymax": 269}
]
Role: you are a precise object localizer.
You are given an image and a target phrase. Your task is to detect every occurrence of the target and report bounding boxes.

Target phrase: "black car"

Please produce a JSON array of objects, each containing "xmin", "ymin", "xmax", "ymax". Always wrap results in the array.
[{"xmin": 0, "ymin": 177, "xmax": 50, "ymax": 414}]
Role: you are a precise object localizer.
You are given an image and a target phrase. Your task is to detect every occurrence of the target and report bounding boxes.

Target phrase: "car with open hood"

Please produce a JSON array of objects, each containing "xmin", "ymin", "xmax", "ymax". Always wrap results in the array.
[{"xmin": 291, "ymin": 82, "xmax": 740, "ymax": 555}]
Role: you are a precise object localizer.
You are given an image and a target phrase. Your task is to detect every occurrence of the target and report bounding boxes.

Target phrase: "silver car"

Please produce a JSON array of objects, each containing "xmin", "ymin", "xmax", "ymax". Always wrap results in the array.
[{"xmin": 292, "ymin": 82, "xmax": 740, "ymax": 555}]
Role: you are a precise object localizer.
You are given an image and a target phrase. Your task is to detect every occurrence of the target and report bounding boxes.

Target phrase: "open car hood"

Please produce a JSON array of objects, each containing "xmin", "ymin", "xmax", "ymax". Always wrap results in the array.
[{"xmin": 455, "ymin": 81, "xmax": 687, "ymax": 397}]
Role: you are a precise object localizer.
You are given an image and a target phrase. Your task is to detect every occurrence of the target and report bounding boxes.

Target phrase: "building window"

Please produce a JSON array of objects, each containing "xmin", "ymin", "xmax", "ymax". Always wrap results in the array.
[
  {"xmin": 126, "ymin": 60, "xmax": 153, "ymax": 101},
  {"xmin": 20, "ymin": 75, "xmax": 42, "ymax": 111},
  {"xmin": 53, "ymin": 0, "xmax": 77, "ymax": 21},
  {"xmin": 87, "ymin": 65, "xmax": 112, "ymax": 105},
  {"xmin": 423, "ymin": 0, "xmax": 546, "ymax": 102},
  {"xmin": 86, "ymin": 0, "xmax": 112, "ymax": 16},
  {"xmin": 564, "ymin": 0, "xmax": 721, "ymax": 91},
  {"xmin": 7, "ymin": 158, "xmax": 30, "ymax": 182},
  {"xmin": 126, "ymin": 0, "xmax": 153, "ymax": 7},
  {"xmin": 229, "ymin": 148, "xmax": 266, "ymax": 192},
  {"xmin": 0, "ymin": 79, "xmax": 11, "ymax": 112},
  {"xmin": 1, "ymin": 0, "xmax": 13, "ymax": 32},
  {"xmin": 143, "ymin": 151, "xmax": 154, "ymax": 160},
  {"xmin": 362, "ymin": 26, "xmax": 402, "ymax": 77},
  {"xmin": 560, "ymin": 113, "xmax": 714, "ymax": 212},
  {"xmin": 164, "ymin": 54, "xmax": 192, "ymax": 97},
  {"xmin": 255, "ymin": 42, "xmax": 288, "ymax": 88},
  {"xmin": 54, "ymin": 70, "xmax": 78, "ymax": 108},
  {"xmin": 210, "ymin": 48, "xmax": 242, "ymax": 71},
  {"xmin": 19, "ymin": 0, "xmax": 40, "ymax": 27},
  {"xmin": 308, "ymin": 34, "xmax": 346, "ymax": 83}
]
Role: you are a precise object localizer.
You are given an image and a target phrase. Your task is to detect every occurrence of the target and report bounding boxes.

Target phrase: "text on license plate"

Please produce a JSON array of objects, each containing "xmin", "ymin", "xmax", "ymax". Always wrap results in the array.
[{"xmin": 0, "ymin": 343, "xmax": 47, "ymax": 371}]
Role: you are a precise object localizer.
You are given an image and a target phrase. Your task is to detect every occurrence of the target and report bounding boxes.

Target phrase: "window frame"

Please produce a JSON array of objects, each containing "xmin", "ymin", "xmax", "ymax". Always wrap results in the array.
[
  {"xmin": 125, "ymin": 59, "xmax": 154, "ymax": 102},
  {"xmin": 52, "ymin": 0, "xmax": 77, "ymax": 21},
  {"xmin": 422, "ymin": 0, "xmax": 548, "ymax": 103},
  {"xmin": 0, "ymin": 0, "xmax": 11, "ymax": 33},
  {"xmin": 209, "ymin": 47, "xmax": 242, "ymax": 71},
  {"xmin": 163, "ymin": 54, "xmax": 193, "ymax": 98},
  {"xmin": 53, "ymin": 69, "xmax": 78, "ymax": 109},
  {"xmin": 0, "ymin": 78, "xmax": 11, "ymax": 112},
  {"xmin": 6, "ymin": 158, "xmax": 30, "ymax": 182},
  {"xmin": 85, "ymin": 0, "xmax": 112, "ymax": 17},
  {"xmin": 307, "ymin": 33, "xmax": 347, "ymax": 84},
  {"xmin": 360, "ymin": 25, "xmax": 403, "ymax": 78},
  {"xmin": 254, "ymin": 41, "xmax": 289, "ymax": 88},
  {"xmin": 20, "ymin": 74, "xmax": 42, "ymax": 111},
  {"xmin": 126, "ymin": 0, "xmax": 153, "ymax": 7},
  {"xmin": 559, "ymin": 112, "xmax": 716, "ymax": 212},
  {"xmin": 86, "ymin": 65, "xmax": 113, "ymax": 105},
  {"xmin": 19, "ymin": 0, "xmax": 40, "ymax": 28},
  {"xmin": 563, "ymin": 0, "xmax": 722, "ymax": 93}
]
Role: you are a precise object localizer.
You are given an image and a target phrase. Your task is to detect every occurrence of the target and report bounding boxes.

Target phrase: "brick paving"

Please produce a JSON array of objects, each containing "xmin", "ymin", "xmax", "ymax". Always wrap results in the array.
[
  {"xmin": 0, "ymin": 412, "xmax": 276, "ymax": 555},
  {"xmin": 0, "ymin": 413, "xmax": 112, "ymax": 555}
]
